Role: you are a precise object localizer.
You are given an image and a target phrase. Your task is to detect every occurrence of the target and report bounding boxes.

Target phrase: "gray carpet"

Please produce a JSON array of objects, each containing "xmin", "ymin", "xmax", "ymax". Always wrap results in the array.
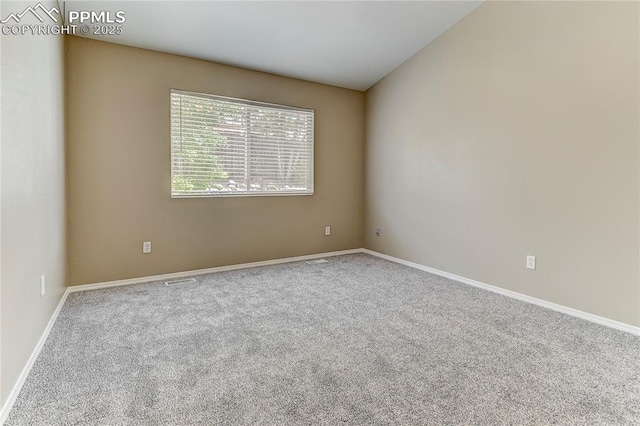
[{"xmin": 6, "ymin": 253, "xmax": 640, "ymax": 425}]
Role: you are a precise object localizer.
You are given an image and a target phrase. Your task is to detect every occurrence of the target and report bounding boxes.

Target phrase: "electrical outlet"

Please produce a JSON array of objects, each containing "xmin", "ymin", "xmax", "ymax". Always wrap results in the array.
[
  {"xmin": 40, "ymin": 275, "xmax": 46, "ymax": 297},
  {"xmin": 375, "ymin": 227, "xmax": 381, "ymax": 237},
  {"xmin": 526, "ymin": 255, "xmax": 536, "ymax": 270},
  {"xmin": 143, "ymin": 241, "xmax": 152, "ymax": 254},
  {"xmin": 325, "ymin": 226, "xmax": 331, "ymax": 236}
]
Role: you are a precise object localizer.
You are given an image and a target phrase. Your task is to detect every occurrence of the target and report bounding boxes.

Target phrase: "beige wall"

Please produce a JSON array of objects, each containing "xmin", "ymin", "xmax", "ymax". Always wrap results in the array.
[
  {"xmin": 0, "ymin": 1, "xmax": 67, "ymax": 406},
  {"xmin": 66, "ymin": 36, "xmax": 365, "ymax": 286},
  {"xmin": 364, "ymin": 1, "xmax": 640, "ymax": 327},
  {"xmin": 0, "ymin": 3, "xmax": 638, "ymax": 409}
]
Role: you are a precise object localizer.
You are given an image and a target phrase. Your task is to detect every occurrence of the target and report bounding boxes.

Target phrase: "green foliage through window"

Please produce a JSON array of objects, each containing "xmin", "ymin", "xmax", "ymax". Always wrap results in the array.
[{"xmin": 170, "ymin": 90, "xmax": 314, "ymax": 197}]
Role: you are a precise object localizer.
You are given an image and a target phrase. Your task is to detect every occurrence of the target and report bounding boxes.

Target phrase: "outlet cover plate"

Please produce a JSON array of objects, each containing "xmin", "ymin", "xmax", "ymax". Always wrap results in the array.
[{"xmin": 526, "ymin": 255, "xmax": 536, "ymax": 270}]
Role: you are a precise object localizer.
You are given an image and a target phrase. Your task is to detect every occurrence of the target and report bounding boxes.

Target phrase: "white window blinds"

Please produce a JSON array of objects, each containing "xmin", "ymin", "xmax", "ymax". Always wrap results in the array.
[{"xmin": 171, "ymin": 89, "xmax": 314, "ymax": 197}]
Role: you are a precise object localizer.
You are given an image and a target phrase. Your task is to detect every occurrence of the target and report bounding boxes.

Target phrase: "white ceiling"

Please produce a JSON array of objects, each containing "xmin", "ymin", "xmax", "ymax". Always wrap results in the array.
[{"xmin": 64, "ymin": 1, "xmax": 481, "ymax": 91}]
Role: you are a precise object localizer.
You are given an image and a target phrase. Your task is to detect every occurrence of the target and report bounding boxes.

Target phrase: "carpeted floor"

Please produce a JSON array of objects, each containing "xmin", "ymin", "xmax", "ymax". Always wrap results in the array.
[{"xmin": 6, "ymin": 253, "xmax": 640, "ymax": 425}]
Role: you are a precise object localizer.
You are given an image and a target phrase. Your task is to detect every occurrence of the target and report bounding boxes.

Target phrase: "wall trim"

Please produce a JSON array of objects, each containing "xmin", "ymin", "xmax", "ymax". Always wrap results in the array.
[
  {"xmin": 66, "ymin": 249, "xmax": 364, "ymax": 293},
  {"xmin": 0, "ymin": 248, "xmax": 362, "ymax": 424},
  {"xmin": 0, "ymin": 289, "xmax": 70, "ymax": 425},
  {"xmin": 2, "ymin": 247, "xmax": 637, "ymax": 423},
  {"xmin": 362, "ymin": 249, "xmax": 640, "ymax": 336}
]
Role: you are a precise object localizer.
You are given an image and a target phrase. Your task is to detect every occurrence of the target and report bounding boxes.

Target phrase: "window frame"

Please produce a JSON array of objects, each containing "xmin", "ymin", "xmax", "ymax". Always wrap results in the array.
[{"xmin": 170, "ymin": 89, "xmax": 315, "ymax": 199}]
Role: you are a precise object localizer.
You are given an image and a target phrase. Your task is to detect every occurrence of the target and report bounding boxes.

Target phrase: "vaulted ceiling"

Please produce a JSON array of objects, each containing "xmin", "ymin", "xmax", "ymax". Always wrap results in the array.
[{"xmin": 64, "ymin": 1, "xmax": 482, "ymax": 91}]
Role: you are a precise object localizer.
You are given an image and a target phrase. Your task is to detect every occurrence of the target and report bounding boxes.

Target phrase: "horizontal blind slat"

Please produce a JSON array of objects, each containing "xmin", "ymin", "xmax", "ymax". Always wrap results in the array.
[{"xmin": 171, "ymin": 91, "xmax": 314, "ymax": 197}]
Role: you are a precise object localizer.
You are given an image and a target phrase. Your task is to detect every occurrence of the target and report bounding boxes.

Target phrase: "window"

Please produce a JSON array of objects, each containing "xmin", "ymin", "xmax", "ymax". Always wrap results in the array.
[{"xmin": 170, "ymin": 89, "xmax": 314, "ymax": 197}]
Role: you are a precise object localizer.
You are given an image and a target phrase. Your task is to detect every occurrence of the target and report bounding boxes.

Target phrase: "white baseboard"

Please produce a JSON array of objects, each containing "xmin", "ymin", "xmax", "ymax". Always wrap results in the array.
[
  {"xmin": 0, "ymin": 289, "xmax": 70, "ymax": 425},
  {"xmin": 362, "ymin": 249, "xmax": 640, "ymax": 336},
  {"xmin": 67, "ymin": 248, "xmax": 364, "ymax": 293},
  {"xmin": 0, "ymin": 248, "xmax": 361, "ymax": 424},
  {"xmin": 2, "ymin": 247, "xmax": 637, "ymax": 424}
]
